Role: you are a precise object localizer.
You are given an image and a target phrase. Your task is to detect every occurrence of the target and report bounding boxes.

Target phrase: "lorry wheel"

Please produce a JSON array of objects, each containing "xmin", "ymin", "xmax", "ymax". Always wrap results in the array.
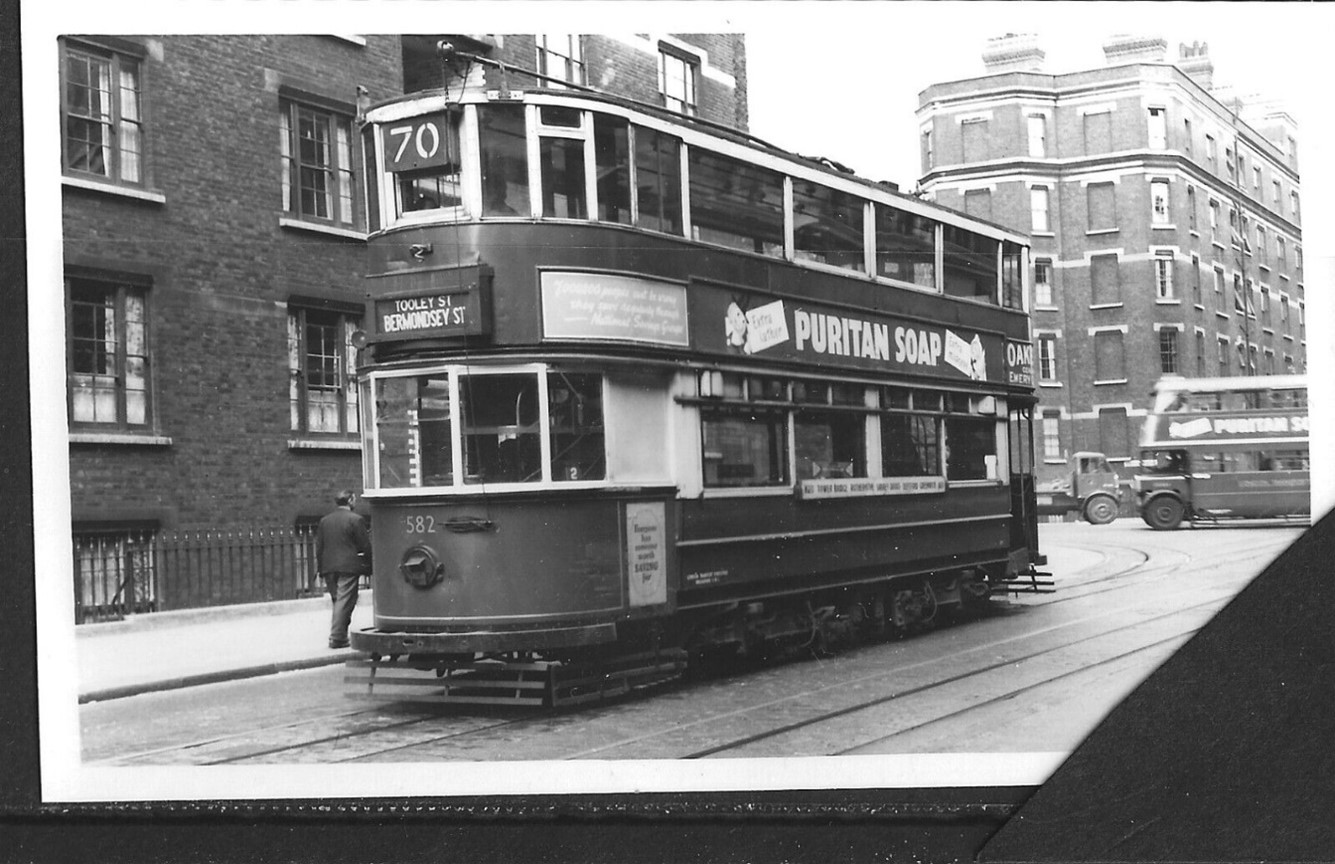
[
  {"xmin": 1083, "ymin": 495, "xmax": 1118, "ymax": 525},
  {"xmin": 1142, "ymin": 496, "xmax": 1185, "ymax": 531}
]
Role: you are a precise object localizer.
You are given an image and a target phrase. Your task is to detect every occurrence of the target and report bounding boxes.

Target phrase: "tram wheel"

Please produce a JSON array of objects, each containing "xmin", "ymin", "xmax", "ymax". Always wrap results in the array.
[
  {"xmin": 1143, "ymin": 496, "xmax": 1185, "ymax": 531},
  {"xmin": 1083, "ymin": 494, "xmax": 1119, "ymax": 525}
]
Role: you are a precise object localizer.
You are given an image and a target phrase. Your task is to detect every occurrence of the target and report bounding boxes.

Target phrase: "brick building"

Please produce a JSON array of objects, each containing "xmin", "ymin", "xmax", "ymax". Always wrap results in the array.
[
  {"xmin": 916, "ymin": 35, "xmax": 1304, "ymax": 487},
  {"xmin": 59, "ymin": 33, "xmax": 747, "ymax": 611}
]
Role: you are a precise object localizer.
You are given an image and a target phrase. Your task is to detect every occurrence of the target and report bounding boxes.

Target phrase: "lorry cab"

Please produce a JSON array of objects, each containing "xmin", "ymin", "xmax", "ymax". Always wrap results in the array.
[{"xmin": 1069, "ymin": 451, "xmax": 1123, "ymax": 524}]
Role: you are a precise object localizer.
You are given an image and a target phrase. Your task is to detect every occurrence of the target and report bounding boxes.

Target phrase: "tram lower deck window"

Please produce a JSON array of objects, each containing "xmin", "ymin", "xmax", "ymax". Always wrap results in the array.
[
  {"xmin": 701, "ymin": 408, "xmax": 788, "ymax": 487},
  {"xmin": 882, "ymin": 414, "xmax": 940, "ymax": 477},
  {"xmin": 795, "ymin": 411, "xmax": 866, "ymax": 479},
  {"xmin": 945, "ymin": 416, "xmax": 998, "ymax": 481}
]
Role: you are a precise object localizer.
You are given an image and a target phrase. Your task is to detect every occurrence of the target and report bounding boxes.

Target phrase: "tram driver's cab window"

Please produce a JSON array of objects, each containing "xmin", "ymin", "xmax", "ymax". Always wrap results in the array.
[{"xmin": 460, "ymin": 373, "xmax": 543, "ymax": 484}]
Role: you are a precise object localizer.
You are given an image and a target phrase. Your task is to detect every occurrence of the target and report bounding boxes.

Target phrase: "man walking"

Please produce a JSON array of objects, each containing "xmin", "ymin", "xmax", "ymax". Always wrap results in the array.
[{"xmin": 316, "ymin": 489, "xmax": 371, "ymax": 649}]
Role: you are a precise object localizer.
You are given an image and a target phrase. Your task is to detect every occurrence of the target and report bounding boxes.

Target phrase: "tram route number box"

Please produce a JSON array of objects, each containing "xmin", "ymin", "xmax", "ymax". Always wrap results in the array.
[{"xmin": 366, "ymin": 266, "xmax": 492, "ymax": 341}]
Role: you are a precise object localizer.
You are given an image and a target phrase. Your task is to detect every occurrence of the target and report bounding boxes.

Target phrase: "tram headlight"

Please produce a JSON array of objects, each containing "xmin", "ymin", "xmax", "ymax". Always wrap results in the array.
[{"xmin": 399, "ymin": 544, "xmax": 446, "ymax": 589}]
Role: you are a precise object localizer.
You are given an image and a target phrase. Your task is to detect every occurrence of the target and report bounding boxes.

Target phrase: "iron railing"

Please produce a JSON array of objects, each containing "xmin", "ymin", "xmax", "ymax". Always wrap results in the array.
[{"xmin": 72, "ymin": 526, "xmax": 334, "ymax": 624}]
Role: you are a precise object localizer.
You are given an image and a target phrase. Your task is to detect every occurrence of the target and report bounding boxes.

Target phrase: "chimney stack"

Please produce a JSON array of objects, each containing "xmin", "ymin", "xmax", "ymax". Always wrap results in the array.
[
  {"xmin": 982, "ymin": 33, "xmax": 1046, "ymax": 73},
  {"xmin": 1102, "ymin": 34, "xmax": 1168, "ymax": 65},
  {"xmin": 1177, "ymin": 40, "xmax": 1214, "ymax": 90}
]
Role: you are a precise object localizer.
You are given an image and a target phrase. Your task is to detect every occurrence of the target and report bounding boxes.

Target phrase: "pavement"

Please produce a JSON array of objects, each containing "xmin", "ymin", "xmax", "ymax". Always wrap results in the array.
[
  {"xmin": 76, "ymin": 591, "xmax": 374, "ymax": 703},
  {"xmin": 74, "ymin": 526, "xmax": 1098, "ymax": 704}
]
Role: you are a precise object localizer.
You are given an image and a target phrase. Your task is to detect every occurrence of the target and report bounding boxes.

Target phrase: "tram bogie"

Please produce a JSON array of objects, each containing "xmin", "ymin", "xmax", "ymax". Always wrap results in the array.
[{"xmin": 346, "ymin": 73, "xmax": 1046, "ymax": 706}]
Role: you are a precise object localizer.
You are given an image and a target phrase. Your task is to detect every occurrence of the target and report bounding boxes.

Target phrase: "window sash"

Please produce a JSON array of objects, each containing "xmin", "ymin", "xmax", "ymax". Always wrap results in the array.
[
  {"xmin": 290, "ymin": 308, "xmax": 360, "ymax": 435},
  {"xmin": 282, "ymin": 102, "xmax": 356, "ymax": 225},
  {"xmin": 659, "ymin": 49, "xmax": 697, "ymax": 115},
  {"xmin": 67, "ymin": 278, "xmax": 149, "ymax": 428},
  {"xmin": 63, "ymin": 45, "xmax": 143, "ymax": 184}
]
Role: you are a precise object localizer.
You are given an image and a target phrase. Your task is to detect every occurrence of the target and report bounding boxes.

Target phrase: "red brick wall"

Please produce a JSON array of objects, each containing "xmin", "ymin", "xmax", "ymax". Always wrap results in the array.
[{"xmin": 63, "ymin": 36, "xmax": 403, "ymax": 530}]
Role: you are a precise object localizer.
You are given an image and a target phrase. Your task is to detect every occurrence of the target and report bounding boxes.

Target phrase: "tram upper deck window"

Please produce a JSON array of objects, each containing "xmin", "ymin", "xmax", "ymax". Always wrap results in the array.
[
  {"xmin": 792, "ymin": 182, "xmax": 866, "ymax": 272},
  {"xmin": 538, "ymin": 109, "xmax": 588, "ymax": 220},
  {"xmin": 383, "ymin": 110, "xmax": 464, "ymax": 217},
  {"xmin": 874, "ymin": 205, "xmax": 937, "ymax": 290},
  {"xmin": 1001, "ymin": 242, "xmax": 1025, "ymax": 310},
  {"xmin": 634, "ymin": 126, "xmax": 682, "ymax": 234},
  {"xmin": 479, "ymin": 104, "xmax": 530, "ymax": 218},
  {"xmin": 942, "ymin": 226, "xmax": 999, "ymax": 305},
  {"xmin": 688, "ymin": 149, "xmax": 784, "ymax": 258},
  {"xmin": 594, "ymin": 115, "xmax": 631, "ymax": 225}
]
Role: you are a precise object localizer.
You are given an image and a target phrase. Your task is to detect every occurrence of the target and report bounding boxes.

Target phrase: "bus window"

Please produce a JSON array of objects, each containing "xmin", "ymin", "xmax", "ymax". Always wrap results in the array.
[
  {"xmin": 1221, "ymin": 452, "xmax": 1258, "ymax": 472},
  {"xmin": 547, "ymin": 372, "xmax": 605, "ymax": 482},
  {"xmin": 479, "ymin": 104, "xmax": 530, "ymax": 218},
  {"xmin": 688, "ymin": 148, "xmax": 784, "ymax": 258}
]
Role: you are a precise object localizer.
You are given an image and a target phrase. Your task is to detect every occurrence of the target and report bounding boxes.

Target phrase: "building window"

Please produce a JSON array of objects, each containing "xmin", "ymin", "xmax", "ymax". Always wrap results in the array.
[
  {"xmin": 281, "ymin": 101, "xmax": 356, "ymax": 226},
  {"xmin": 1155, "ymin": 252, "xmax": 1174, "ymax": 299},
  {"xmin": 1030, "ymin": 186, "xmax": 1050, "ymax": 232},
  {"xmin": 1037, "ymin": 333, "xmax": 1058, "ymax": 382},
  {"xmin": 1183, "ymin": 118, "xmax": 1192, "ymax": 155},
  {"xmin": 1253, "ymin": 165, "xmax": 1261, "ymax": 191},
  {"xmin": 536, "ymin": 34, "xmax": 584, "ymax": 87},
  {"xmin": 1151, "ymin": 181, "xmax": 1170, "ymax": 225},
  {"xmin": 1209, "ymin": 199, "xmax": 1220, "ymax": 242},
  {"xmin": 1233, "ymin": 274, "xmax": 1247, "ymax": 315},
  {"xmin": 1097, "ymin": 407, "xmax": 1130, "ymax": 460},
  {"xmin": 1195, "ymin": 331, "xmax": 1206, "ymax": 376},
  {"xmin": 1186, "ymin": 186, "xmax": 1197, "ymax": 230},
  {"xmin": 1147, "ymin": 107, "xmax": 1166, "ymax": 149},
  {"xmin": 1277, "ymin": 236, "xmax": 1287, "ymax": 270},
  {"xmin": 73, "ymin": 526, "xmax": 159, "ymax": 623},
  {"xmin": 659, "ymin": 45, "xmax": 698, "ymax": 116},
  {"xmin": 1041, "ymin": 411, "xmax": 1061, "ymax": 461},
  {"xmin": 1083, "ymin": 111, "xmax": 1112, "ymax": 155},
  {"xmin": 61, "ymin": 40, "xmax": 144, "ymax": 185},
  {"xmin": 1094, "ymin": 330, "xmax": 1125, "ymax": 382},
  {"xmin": 1159, "ymin": 328, "xmax": 1179, "ymax": 374},
  {"xmin": 1264, "ymin": 350, "xmax": 1276, "ymax": 375},
  {"xmin": 1213, "ymin": 266, "xmax": 1225, "ymax": 297},
  {"xmin": 1281, "ymin": 295, "xmax": 1290, "ymax": 328},
  {"xmin": 1291, "ymin": 191, "xmax": 1300, "ymax": 220},
  {"xmin": 1225, "ymin": 146, "xmax": 1235, "ymax": 182},
  {"xmin": 1034, "ymin": 259, "xmax": 1053, "ymax": 306},
  {"xmin": 961, "ymin": 118, "xmax": 989, "ymax": 163},
  {"xmin": 1217, "ymin": 337, "xmax": 1229, "ymax": 375},
  {"xmin": 1027, "ymin": 114, "xmax": 1047, "ymax": 157},
  {"xmin": 288, "ymin": 306, "xmax": 361, "ymax": 435},
  {"xmin": 1191, "ymin": 254, "xmax": 1201, "ymax": 304},
  {"xmin": 1087, "ymin": 182, "xmax": 1116, "ymax": 231},
  {"xmin": 1091, "ymin": 254, "xmax": 1120, "ymax": 305},
  {"xmin": 922, "ymin": 128, "xmax": 934, "ymax": 170},
  {"xmin": 1206, "ymin": 135, "xmax": 1217, "ymax": 171},
  {"xmin": 1260, "ymin": 286, "xmax": 1271, "ymax": 326},
  {"xmin": 1255, "ymin": 225, "xmax": 1267, "ymax": 267},
  {"xmin": 963, "ymin": 188, "xmax": 992, "ymax": 221},
  {"xmin": 67, "ymin": 275, "xmax": 150, "ymax": 428}
]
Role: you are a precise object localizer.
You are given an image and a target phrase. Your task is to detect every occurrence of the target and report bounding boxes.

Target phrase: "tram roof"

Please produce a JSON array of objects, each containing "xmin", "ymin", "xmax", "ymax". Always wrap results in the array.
[
  {"xmin": 1151, "ymin": 374, "xmax": 1307, "ymax": 393},
  {"xmin": 364, "ymin": 83, "xmax": 1032, "ymax": 246}
]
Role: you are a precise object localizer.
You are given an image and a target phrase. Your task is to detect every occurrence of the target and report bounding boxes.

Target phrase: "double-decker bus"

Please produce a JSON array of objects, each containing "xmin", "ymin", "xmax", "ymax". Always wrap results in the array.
[
  {"xmin": 346, "ymin": 52, "xmax": 1043, "ymax": 704},
  {"xmin": 1133, "ymin": 375, "xmax": 1309, "ymax": 530}
]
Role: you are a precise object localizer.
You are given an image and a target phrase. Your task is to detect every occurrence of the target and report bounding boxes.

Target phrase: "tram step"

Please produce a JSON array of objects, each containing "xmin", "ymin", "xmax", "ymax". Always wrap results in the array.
[
  {"xmin": 999, "ymin": 570, "xmax": 1055, "ymax": 594},
  {"xmin": 344, "ymin": 649, "xmax": 689, "ymax": 708}
]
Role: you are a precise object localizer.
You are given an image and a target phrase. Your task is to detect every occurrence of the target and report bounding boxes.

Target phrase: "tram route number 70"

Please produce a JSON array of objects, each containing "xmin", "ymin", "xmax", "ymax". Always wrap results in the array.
[{"xmin": 383, "ymin": 114, "xmax": 454, "ymax": 173}]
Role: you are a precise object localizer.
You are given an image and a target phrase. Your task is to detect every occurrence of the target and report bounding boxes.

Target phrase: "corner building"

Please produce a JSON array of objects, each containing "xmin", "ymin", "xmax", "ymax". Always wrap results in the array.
[
  {"xmin": 916, "ymin": 35, "xmax": 1303, "ymax": 487},
  {"xmin": 59, "ymin": 33, "xmax": 746, "ymax": 613}
]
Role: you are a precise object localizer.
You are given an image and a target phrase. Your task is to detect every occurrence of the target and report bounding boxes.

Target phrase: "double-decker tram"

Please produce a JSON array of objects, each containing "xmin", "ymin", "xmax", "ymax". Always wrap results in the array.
[
  {"xmin": 347, "ymin": 68, "xmax": 1045, "ymax": 705},
  {"xmin": 1133, "ymin": 374, "xmax": 1310, "ymax": 530}
]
